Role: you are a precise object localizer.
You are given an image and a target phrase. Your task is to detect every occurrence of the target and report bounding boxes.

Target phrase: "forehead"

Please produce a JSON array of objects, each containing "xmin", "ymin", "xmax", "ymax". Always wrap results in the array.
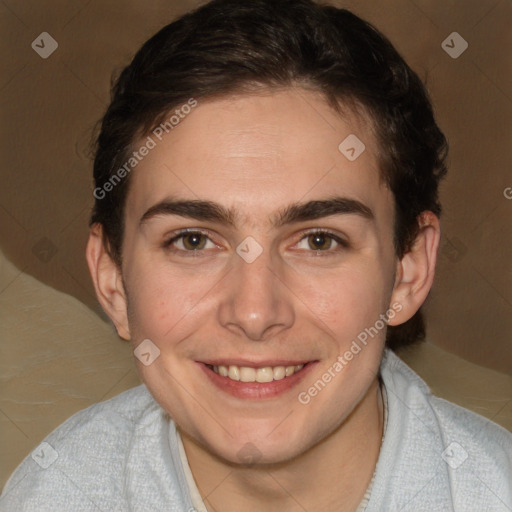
[{"xmin": 125, "ymin": 88, "xmax": 393, "ymax": 227}]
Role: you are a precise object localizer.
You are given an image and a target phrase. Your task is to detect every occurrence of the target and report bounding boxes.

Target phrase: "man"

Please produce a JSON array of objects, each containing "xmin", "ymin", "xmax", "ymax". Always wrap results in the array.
[{"xmin": 1, "ymin": 0, "xmax": 511, "ymax": 510}]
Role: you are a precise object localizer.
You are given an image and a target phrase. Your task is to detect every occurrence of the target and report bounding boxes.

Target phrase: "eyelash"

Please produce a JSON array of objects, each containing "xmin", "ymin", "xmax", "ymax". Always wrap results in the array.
[
  {"xmin": 163, "ymin": 229, "xmax": 217, "ymax": 256},
  {"xmin": 163, "ymin": 228, "xmax": 348, "ymax": 255},
  {"xmin": 294, "ymin": 229, "xmax": 349, "ymax": 254}
]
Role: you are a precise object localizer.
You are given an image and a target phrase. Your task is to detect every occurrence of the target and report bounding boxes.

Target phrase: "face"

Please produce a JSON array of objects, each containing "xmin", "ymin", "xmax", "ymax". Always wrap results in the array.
[{"xmin": 118, "ymin": 88, "xmax": 400, "ymax": 464}]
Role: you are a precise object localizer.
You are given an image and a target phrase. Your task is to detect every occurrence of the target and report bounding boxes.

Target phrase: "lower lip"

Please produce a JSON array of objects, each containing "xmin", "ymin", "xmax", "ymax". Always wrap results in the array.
[{"xmin": 198, "ymin": 362, "xmax": 317, "ymax": 400}]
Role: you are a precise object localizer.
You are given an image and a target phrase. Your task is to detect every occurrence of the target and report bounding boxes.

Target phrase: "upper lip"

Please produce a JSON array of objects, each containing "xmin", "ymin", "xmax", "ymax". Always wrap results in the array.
[{"xmin": 200, "ymin": 359, "xmax": 314, "ymax": 367}]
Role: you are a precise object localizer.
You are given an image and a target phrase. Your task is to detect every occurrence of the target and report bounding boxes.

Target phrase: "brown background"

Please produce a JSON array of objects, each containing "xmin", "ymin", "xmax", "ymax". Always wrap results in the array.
[
  {"xmin": 0, "ymin": 0, "xmax": 511, "ymax": 373},
  {"xmin": 0, "ymin": 0, "xmax": 511, "ymax": 496}
]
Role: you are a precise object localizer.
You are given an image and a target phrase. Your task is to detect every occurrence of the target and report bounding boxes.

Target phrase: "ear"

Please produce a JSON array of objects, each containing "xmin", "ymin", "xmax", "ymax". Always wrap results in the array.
[
  {"xmin": 388, "ymin": 211, "xmax": 440, "ymax": 326},
  {"xmin": 85, "ymin": 223, "xmax": 131, "ymax": 340}
]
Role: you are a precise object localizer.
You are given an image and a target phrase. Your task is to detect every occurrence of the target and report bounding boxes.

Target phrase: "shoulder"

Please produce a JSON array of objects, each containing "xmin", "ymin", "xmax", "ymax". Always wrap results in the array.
[
  {"xmin": 381, "ymin": 348, "xmax": 512, "ymax": 445},
  {"xmin": 26, "ymin": 383, "xmax": 164, "ymax": 456},
  {"xmin": 372, "ymin": 349, "xmax": 512, "ymax": 511},
  {"xmin": 0, "ymin": 385, "xmax": 181, "ymax": 511}
]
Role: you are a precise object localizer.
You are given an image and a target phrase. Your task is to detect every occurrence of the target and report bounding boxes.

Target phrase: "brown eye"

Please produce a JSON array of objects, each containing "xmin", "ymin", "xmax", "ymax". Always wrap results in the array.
[
  {"xmin": 294, "ymin": 230, "xmax": 347, "ymax": 253},
  {"xmin": 166, "ymin": 231, "xmax": 214, "ymax": 252},
  {"xmin": 307, "ymin": 232, "xmax": 333, "ymax": 250},
  {"xmin": 180, "ymin": 233, "xmax": 207, "ymax": 250}
]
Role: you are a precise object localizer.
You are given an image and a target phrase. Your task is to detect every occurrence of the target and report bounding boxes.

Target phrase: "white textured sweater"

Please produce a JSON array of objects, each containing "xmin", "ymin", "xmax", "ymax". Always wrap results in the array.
[{"xmin": 1, "ymin": 349, "xmax": 511, "ymax": 511}]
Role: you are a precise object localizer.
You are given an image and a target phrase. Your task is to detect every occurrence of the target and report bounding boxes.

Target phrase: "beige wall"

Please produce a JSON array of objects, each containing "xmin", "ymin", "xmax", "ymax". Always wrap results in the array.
[{"xmin": 1, "ymin": 0, "xmax": 511, "ymax": 372}]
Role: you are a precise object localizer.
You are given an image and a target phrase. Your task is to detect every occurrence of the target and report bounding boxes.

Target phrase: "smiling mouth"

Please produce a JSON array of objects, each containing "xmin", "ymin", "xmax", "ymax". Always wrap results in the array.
[{"xmin": 205, "ymin": 363, "xmax": 306, "ymax": 383}]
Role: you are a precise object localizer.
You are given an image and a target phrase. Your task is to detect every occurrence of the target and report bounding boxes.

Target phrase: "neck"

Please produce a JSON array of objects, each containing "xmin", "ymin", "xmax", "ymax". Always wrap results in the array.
[{"xmin": 181, "ymin": 378, "xmax": 384, "ymax": 512}]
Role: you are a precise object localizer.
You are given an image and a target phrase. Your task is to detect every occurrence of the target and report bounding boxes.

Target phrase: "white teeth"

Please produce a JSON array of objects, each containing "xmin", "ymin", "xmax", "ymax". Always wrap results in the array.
[
  {"xmin": 228, "ymin": 366, "xmax": 240, "ymax": 381},
  {"xmin": 273, "ymin": 366, "xmax": 286, "ymax": 381},
  {"xmin": 256, "ymin": 367, "xmax": 274, "ymax": 383},
  {"xmin": 211, "ymin": 363, "xmax": 306, "ymax": 382},
  {"xmin": 285, "ymin": 366, "xmax": 295, "ymax": 377},
  {"xmin": 240, "ymin": 367, "xmax": 256, "ymax": 382}
]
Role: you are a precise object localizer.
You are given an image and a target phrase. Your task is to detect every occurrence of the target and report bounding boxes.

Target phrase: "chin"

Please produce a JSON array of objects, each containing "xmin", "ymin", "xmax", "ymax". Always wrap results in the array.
[{"xmin": 199, "ymin": 422, "xmax": 314, "ymax": 467}]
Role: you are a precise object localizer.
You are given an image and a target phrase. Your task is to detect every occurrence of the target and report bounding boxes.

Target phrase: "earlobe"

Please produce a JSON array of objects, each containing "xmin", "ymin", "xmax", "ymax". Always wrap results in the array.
[
  {"xmin": 388, "ymin": 211, "xmax": 440, "ymax": 326},
  {"xmin": 85, "ymin": 224, "xmax": 131, "ymax": 340}
]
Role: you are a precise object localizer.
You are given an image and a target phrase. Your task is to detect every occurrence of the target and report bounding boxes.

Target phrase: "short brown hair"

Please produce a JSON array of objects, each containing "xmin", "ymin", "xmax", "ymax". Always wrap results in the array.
[{"xmin": 90, "ymin": 0, "xmax": 448, "ymax": 350}]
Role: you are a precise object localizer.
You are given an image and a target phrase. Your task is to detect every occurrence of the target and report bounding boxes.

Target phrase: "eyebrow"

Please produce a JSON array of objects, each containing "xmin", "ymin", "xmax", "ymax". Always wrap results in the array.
[
  {"xmin": 275, "ymin": 197, "xmax": 374, "ymax": 226},
  {"xmin": 139, "ymin": 196, "xmax": 374, "ymax": 228}
]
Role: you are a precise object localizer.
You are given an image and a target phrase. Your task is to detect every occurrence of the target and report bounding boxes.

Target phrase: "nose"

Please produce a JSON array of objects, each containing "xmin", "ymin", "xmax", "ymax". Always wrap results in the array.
[{"xmin": 217, "ymin": 244, "xmax": 295, "ymax": 341}]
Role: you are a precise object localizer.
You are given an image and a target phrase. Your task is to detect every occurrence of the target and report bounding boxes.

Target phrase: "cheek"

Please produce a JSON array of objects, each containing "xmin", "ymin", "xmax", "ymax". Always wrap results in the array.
[
  {"xmin": 287, "ymin": 262, "xmax": 389, "ymax": 343},
  {"xmin": 124, "ymin": 260, "xmax": 220, "ymax": 342}
]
